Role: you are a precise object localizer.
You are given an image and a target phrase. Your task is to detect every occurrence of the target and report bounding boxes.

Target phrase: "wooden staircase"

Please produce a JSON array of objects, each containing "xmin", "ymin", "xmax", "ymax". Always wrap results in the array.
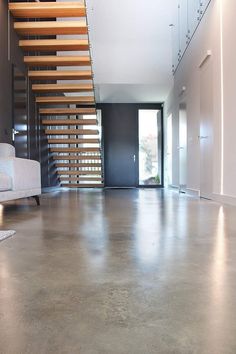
[{"xmin": 9, "ymin": 1, "xmax": 103, "ymax": 188}]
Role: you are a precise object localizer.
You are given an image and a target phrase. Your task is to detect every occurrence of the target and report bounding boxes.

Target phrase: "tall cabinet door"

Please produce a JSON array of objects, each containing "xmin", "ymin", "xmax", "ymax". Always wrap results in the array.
[
  {"xmin": 179, "ymin": 0, "xmax": 188, "ymax": 56},
  {"xmin": 187, "ymin": 0, "xmax": 200, "ymax": 40},
  {"xmin": 172, "ymin": 1, "xmax": 181, "ymax": 71},
  {"xmin": 199, "ymin": 0, "xmax": 211, "ymax": 19},
  {"xmin": 199, "ymin": 57, "xmax": 213, "ymax": 199}
]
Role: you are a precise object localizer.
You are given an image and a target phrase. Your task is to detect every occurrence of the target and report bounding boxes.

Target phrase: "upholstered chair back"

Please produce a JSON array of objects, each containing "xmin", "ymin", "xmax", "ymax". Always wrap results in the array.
[{"xmin": 0, "ymin": 144, "xmax": 16, "ymax": 158}]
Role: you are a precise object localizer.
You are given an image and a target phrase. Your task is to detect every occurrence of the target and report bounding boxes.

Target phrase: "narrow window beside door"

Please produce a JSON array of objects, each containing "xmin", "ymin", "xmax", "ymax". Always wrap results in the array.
[{"xmin": 138, "ymin": 109, "xmax": 162, "ymax": 186}]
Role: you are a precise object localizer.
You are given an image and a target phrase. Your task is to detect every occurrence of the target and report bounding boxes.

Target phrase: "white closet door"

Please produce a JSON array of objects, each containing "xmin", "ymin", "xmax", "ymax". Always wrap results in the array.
[
  {"xmin": 172, "ymin": 1, "xmax": 181, "ymax": 71},
  {"xmin": 179, "ymin": 104, "xmax": 187, "ymax": 191},
  {"xmin": 200, "ymin": 57, "xmax": 213, "ymax": 199},
  {"xmin": 179, "ymin": 0, "xmax": 188, "ymax": 56},
  {"xmin": 187, "ymin": 0, "xmax": 200, "ymax": 40},
  {"xmin": 199, "ymin": 0, "xmax": 211, "ymax": 19}
]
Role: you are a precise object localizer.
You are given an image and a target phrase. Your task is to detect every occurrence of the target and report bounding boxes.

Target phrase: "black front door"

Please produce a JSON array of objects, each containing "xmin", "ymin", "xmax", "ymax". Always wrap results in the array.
[
  {"xmin": 102, "ymin": 104, "xmax": 138, "ymax": 187},
  {"xmin": 101, "ymin": 103, "xmax": 164, "ymax": 188}
]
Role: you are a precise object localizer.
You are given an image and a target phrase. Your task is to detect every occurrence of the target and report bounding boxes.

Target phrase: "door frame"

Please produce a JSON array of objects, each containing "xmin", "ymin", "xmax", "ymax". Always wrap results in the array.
[{"xmin": 99, "ymin": 103, "xmax": 164, "ymax": 188}]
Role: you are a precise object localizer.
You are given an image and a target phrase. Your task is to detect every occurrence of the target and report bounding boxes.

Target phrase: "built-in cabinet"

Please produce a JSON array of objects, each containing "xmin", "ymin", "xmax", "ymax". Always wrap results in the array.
[{"xmin": 171, "ymin": 0, "xmax": 211, "ymax": 72}]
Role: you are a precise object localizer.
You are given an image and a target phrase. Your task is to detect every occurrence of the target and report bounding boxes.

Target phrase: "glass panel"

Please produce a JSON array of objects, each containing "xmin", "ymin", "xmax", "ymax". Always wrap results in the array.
[{"xmin": 138, "ymin": 110, "xmax": 162, "ymax": 186}]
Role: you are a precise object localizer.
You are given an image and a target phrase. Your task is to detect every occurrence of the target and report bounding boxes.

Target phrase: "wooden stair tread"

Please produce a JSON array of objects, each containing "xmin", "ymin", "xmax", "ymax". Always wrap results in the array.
[
  {"xmin": 9, "ymin": 2, "xmax": 86, "ymax": 19},
  {"xmin": 43, "ymin": 119, "xmax": 97, "ymax": 125},
  {"xmin": 25, "ymin": 56, "xmax": 91, "ymax": 67},
  {"xmin": 53, "ymin": 155, "xmax": 101, "ymax": 161},
  {"xmin": 45, "ymin": 129, "xmax": 98, "ymax": 135},
  {"xmin": 48, "ymin": 138, "xmax": 99, "ymax": 144},
  {"xmin": 29, "ymin": 70, "xmax": 92, "ymax": 81},
  {"xmin": 40, "ymin": 109, "xmax": 96, "ymax": 116},
  {"xmin": 51, "ymin": 147, "xmax": 100, "ymax": 152},
  {"xmin": 58, "ymin": 171, "xmax": 102, "ymax": 175},
  {"xmin": 61, "ymin": 184, "xmax": 104, "ymax": 188},
  {"xmin": 36, "ymin": 96, "xmax": 95, "ymax": 105},
  {"xmin": 33, "ymin": 83, "xmax": 93, "ymax": 93},
  {"xmin": 14, "ymin": 21, "xmax": 87, "ymax": 36},
  {"xmin": 60, "ymin": 177, "xmax": 103, "ymax": 181},
  {"xmin": 56, "ymin": 163, "xmax": 101, "ymax": 168},
  {"xmin": 20, "ymin": 39, "xmax": 89, "ymax": 52},
  {"xmin": 42, "ymin": 118, "xmax": 97, "ymax": 126}
]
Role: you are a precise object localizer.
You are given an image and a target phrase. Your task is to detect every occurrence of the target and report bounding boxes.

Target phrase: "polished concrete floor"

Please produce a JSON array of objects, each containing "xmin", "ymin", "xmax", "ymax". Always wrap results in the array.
[{"xmin": 0, "ymin": 189, "xmax": 236, "ymax": 354}]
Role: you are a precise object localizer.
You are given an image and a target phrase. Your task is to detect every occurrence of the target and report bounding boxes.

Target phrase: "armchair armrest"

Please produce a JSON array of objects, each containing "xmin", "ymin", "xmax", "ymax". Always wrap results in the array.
[{"xmin": 0, "ymin": 157, "xmax": 41, "ymax": 192}]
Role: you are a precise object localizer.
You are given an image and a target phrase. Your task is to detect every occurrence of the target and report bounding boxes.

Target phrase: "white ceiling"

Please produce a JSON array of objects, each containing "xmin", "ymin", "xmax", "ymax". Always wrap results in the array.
[{"xmin": 86, "ymin": 0, "xmax": 174, "ymax": 103}]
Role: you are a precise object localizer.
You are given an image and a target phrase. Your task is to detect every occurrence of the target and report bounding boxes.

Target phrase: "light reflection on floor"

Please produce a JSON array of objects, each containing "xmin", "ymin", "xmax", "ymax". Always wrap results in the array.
[{"xmin": 0, "ymin": 204, "xmax": 3, "ymax": 227}]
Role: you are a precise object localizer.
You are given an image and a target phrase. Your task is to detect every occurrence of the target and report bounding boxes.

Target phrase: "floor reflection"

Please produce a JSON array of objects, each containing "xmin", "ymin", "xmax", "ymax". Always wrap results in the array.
[
  {"xmin": 134, "ymin": 190, "xmax": 189, "ymax": 267},
  {"xmin": 79, "ymin": 192, "xmax": 108, "ymax": 270},
  {"xmin": 206, "ymin": 206, "xmax": 228, "ymax": 351},
  {"xmin": 0, "ymin": 204, "xmax": 3, "ymax": 227}
]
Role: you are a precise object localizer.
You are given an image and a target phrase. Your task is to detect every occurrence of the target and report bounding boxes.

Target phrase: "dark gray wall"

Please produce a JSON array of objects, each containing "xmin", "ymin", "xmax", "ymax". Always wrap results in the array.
[
  {"xmin": 0, "ymin": 0, "xmax": 28, "ymax": 142},
  {"xmin": 0, "ymin": 0, "xmax": 59, "ymax": 188}
]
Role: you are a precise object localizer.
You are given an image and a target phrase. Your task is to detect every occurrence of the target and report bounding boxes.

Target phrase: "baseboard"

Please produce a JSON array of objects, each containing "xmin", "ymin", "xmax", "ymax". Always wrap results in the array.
[
  {"xmin": 213, "ymin": 193, "xmax": 236, "ymax": 206},
  {"xmin": 42, "ymin": 186, "xmax": 60, "ymax": 194},
  {"xmin": 186, "ymin": 188, "xmax": 200, "ymax": 197},
  {"xmin": 169, "ymin": 184, "xmax": 179, "ymax": 190}
]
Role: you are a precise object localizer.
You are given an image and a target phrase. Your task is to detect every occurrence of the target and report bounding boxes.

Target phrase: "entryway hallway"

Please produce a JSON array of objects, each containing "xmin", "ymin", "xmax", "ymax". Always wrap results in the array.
[{"xmin": 0, "ymin": 189, "xmax": 236, "ymax": 354}]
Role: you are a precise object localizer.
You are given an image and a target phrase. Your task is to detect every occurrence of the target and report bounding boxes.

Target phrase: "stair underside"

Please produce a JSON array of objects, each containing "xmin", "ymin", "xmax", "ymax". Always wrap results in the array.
[
  {"xmin": 20, "ymin": 39, "xmax": 89, "ymax": 52},
  {"xmin": 42, "ymin": 119, "xmax": 97, "ymax": 125},
  {"xmin": 29, "ymin": 70, "xmax": 92, "ymax": 81},
  {"xmin": 25, "ymin": 56, "xmax": 91, "ymax": 67},
  {"xmin": 14, "ymin": 21, "xmax": 88, "ymax": 36},
  {"xmin": 53, "ymin": 156, "xmax": 101, "ymax": 161},
  {"xmin": 36, "ymin": 96, "xmax": 95, "ymax": 105},
  {"xmin": 48, "ymin": 138, "xmax": 99, "ymax": 144},
  {"xmin": 60, "ymin": 177, "xmax": 103, "ymax": 181},
  {"xmin": 56, "ymin": 163, "xmax": 101, "ymax": 168},
  {"xmin": 61, "ymin": 184, "xmax": 104, "ymax": 188},
  {"xmin": 51, "ymin": 147, "xmax": 100, "ymax": 153},
  {"xmin": 45, "ymin": 129, "xmax": 98, "ymax": 135},
  {"xmin": 40, "ymin": 109, "xmax": 96, "ymax": 117},
  {"xmin": 58, "ymin": 171, "xmax": 102, "ymax": 176},
  {"xmin": 33, "ymin": 84, "xmax": 93, "ymax": 93}
]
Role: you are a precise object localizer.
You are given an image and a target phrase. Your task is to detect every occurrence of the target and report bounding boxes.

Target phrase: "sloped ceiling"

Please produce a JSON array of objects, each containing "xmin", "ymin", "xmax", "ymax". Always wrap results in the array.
[{"xmin": 86, "ymin": 0, "xmax": 174, "ymax": 103}]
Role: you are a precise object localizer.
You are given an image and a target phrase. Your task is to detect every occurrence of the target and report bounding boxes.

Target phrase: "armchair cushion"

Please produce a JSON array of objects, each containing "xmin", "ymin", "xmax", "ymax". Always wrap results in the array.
[
  {"xmin": 0, "ymin": 172, "xmax": 12, "ymax": 192},
  {"xmin": 0, "ymin": 144, "xmax": 15, "ymax": 158},
  {"xmin": 0, "ymin": 158, "xmax": 41, "ymax": 191}
]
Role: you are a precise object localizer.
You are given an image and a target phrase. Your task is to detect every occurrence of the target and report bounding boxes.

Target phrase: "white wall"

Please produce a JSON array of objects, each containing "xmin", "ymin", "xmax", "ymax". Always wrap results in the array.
[
  {"xmin": 86, "ymin": 0, "xmax": 173, "ymax": 103},
  {"xmin": 165, "ymin": 0, "xmax": 236, "ymax": 204}
]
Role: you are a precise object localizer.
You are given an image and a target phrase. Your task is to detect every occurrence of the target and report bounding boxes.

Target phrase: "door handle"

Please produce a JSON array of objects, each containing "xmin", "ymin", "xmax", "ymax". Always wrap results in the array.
[
  {"xmin": 12, "ymin": 128, "xmax": 20, "ymax": 141},
  {"xmin": 12, "ymin": 128, "xmax": 20, "ymax": 135},
  {"xmin": 133, "ymin": 154, "xmax": 136, "ymax": 163}
]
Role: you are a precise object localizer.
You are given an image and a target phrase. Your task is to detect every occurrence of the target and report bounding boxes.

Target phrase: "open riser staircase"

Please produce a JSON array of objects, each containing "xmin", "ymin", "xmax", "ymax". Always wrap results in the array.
[{"xmin": 9, "ymin": 1, "xmax": 103, "ymax": 188}]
